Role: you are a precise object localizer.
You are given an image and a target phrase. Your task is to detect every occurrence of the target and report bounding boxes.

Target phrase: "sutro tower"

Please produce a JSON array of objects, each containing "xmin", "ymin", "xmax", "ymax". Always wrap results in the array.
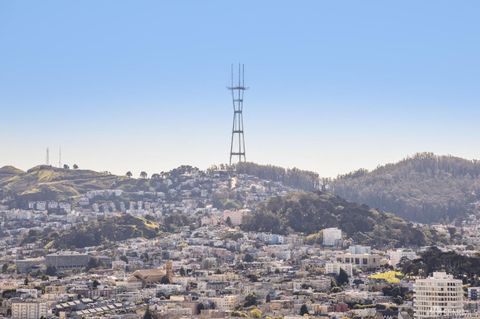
[{"xmin": 228, "ymin": 64, "xmax": 248, "ymax": 165}]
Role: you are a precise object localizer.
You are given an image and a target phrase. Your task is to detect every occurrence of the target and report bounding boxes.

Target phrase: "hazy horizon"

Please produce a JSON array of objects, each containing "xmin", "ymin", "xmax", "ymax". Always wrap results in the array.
[
  {"xmin": 2, "ymin": 1, "xmax": 480, "ymax": 177},
  {"xmin": 3, "ymin": 151, "xmax": 480, "ymax": 179}
]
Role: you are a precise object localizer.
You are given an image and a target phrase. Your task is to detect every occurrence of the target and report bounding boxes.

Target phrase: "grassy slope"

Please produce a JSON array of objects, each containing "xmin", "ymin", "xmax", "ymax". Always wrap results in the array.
[
  {"xmin": 0, "ymin": 165, "xmax": 120, "ymax": 201},
  {"xmin": 23, "ymin": 214, "xmax": 161, "ymax": 248}
]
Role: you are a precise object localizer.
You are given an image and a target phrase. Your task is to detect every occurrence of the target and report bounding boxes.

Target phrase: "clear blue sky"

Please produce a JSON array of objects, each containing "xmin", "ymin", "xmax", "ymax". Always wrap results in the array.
[{"xmin": 1, "ymin": 1, "xmax": 480, "ymax": 177}]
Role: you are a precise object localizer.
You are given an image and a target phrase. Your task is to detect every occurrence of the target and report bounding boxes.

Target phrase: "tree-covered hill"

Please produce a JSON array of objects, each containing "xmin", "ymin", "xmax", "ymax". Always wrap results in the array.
[
  {"xmin": 242, "ymin": 191, "xmax": 440, "ymax": 248},
  {"xmin": 400, "ymin": 246, "xmax": 480, "ymax": 284},
  {"xmin": 332, "ymin": 153, "xmax": 480, "ymax": 223},
  {"xmin": 234, "ymin": 162, "xmax": 319, "ymax": 191}
]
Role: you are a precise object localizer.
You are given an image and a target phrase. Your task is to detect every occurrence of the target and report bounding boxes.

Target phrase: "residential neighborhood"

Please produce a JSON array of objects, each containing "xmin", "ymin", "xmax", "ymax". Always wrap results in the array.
[{"xmin": 1, "ymin": 167, "xmax": 480, "ymax": 318}]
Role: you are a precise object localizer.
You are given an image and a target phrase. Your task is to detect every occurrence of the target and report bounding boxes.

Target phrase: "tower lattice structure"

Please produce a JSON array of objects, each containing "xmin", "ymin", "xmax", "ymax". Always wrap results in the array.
[{"xmin": 228, "ymin": 64, "xmax": 248, "ymax": 165}]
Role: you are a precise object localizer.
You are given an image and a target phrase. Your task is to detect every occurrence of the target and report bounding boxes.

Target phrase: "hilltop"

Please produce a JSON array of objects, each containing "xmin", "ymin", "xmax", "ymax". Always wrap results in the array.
[
  {"xmin": 332, "ymin": 153, "xmax": 480, "ymax": 223},
  {"xmin": 0, "ymin": 159, "xmax": 460, "ymax": 245},
  {"xmin": 0, "ymin": 165, "xmax": 120, "ymax": 203},
  {"xmin": 0, "ymin": 163, "xmax": 314, "ymax": 206},
  {"xmin": 233, "ymin": 162, "xmax": 319, "ymax": 191},
  {"xmin": 242, "ymin": 191, "xmax": 441, "ymax": 248},
  {"xmin": 0, "ymin": 162, "xmax": 450, "ymax": 248},
  {"xmin": 0, "ymin": 165, "xmax": 201, "ymax": 205},
  {"xmin": 0, "ymin": 165, "xmax": 24, "ymax": 177}
]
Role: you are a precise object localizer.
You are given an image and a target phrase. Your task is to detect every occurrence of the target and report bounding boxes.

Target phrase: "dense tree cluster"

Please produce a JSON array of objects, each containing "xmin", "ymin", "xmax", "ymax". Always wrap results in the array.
[
  {"xmin": 243, "ymin": 293, "xmax": 258, "ymax": 307},
  {"xmin": 333, "ymin": 153, "xmax": 480, "ymax": 223},
  {"xmin": 242, "ymin": 191, "xmax": 438, "ymax": 247},
  {"xmin": 400, "ymin": 246, "xmax": 480, "ymax": 284},
  {"xmin": 300, "ymin": 304, "xmax": 309, "ymax": 315},
  {"xmin": 336, "ymin": 268, "xmax": 349, "ymax": 286},
  {"xmin": 235, "ymin": 162, "xmax": 319, "ymax": 191}
]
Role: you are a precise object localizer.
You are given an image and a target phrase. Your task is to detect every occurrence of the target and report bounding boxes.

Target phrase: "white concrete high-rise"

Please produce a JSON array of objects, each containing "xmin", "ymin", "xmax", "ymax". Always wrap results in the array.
[
  {"xmin": 414, "ymin": 272, "xmax": 464, "ymax": 318},
  {"xmin": 322, "ymin": 227, "xmax": 342, "ymax": 246}
]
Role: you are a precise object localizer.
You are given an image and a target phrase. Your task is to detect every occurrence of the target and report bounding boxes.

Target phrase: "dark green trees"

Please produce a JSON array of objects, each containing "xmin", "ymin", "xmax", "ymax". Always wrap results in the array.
[
  {"xmin": 143, "ymin": 306, "xmax": 153, "ymax": 319},
  {"xmin": 300, "ymin": 304, "xmax": 309, "ymax": 315},
  {"xmin": 336, "ymin": 268, "xmax": 349, "ymax": 286}
]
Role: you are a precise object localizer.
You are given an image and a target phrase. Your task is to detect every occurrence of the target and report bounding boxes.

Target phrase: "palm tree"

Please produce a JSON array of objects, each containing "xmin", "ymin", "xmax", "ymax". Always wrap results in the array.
[
  {"xmin": 140, "ymin": 171, "xmax": 148, "ymax": 179},
  {"xmin": 126, "ymin": 171, "xmax": 132, "ymax": 178}
]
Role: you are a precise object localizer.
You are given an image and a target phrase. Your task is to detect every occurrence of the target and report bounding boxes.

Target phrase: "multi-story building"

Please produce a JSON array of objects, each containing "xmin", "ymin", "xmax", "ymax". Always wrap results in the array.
[
  {"xmin": 208, "ymin": 295, "xmax": 238, "ymax": 311},
  {"xmin": 348, "ymin": 245, "xmax": 371, "ymax": 254},
  {"xmin": 414, "ymin": 272, "xmax": 464, "ymax": 319},
  {"xmin": 322, "ymin": 227, "xmax": 342, "ymax": 246},
  {"xmin": 11, "ymin": 300, "xmax": 48, "ymax": 319},
  {"xmin": 335, "ymin": 252, "xmax": 382, "ymax": 269},
  {"xmin": 15, "ymin": 258, "xmax": 45, "ymax": 273},
  {"xmin": 293, "ymin": 277, "xmax": 332, "ymax": 292},
  {"xmin": 222, "ymin": 209, "xmax": 249, "ymax": 226},
  {"xmin": 389, "ymin": 248, "xmax": 418, "ymax": 267},
  {"xmin": 45, "ymin": 252, "xmax": 90, "ymax": 270},
  {"xmin": 325, "ymin": 262, "xmax": 353, "ymax": 277},
  {"xmin": 468, "ymin": 287, "xmax": 480, "ymax": 300}
]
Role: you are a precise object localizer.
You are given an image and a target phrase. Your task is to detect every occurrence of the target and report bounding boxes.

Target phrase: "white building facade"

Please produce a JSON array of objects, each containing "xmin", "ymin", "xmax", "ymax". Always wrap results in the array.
[
  {"xmin": 335, "ymin": 252, "xmax": 382, "ymax": 269},
  {"xmin": 389, "ymin": 248, "xmax": 418, "ymax": 267},
  {"xmin": 414, "ymin": 272, "xmax": 464, "ymax": 319},
  {"xmin": 11, "ymin": 301, "xmax": 48, "ymax": 319},
  {"xmin": 322, "ymin": 227, "xmax": 342, "ymax": 246},
  {"xmin": 325, "ymin": 262, "xmax": 353, "ymax": 277}
]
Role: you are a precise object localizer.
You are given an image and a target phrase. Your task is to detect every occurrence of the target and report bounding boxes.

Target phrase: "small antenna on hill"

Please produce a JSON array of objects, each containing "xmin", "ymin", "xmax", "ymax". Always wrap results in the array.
[
  {"xmin": 46, "ymin": 148, "xmax": 50, "ymax": 166},
  {"xmin": 58, "ymin": 147, "xmax": 62, "ymax": 168}
]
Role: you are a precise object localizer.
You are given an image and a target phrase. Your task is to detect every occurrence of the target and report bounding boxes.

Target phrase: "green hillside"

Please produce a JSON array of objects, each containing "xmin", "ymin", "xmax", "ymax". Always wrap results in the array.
[
  {"xmin": 332, "ymin": 153, "xmax": 480, "ymax": 223},
  {"xmin": 0, "ymin": 165, "xmax": 24, "ymax": 178},
  {"xmin": 24, "ymin": 214, "xmax": 161, "ymax": 249},
  {"xmin": 0, "ymin": 165, "xmax": 148, "ymax": 203},
  {"xmin": 242, "ymin": 191, "xmax": 442, "ymax": 248},
  {"xmin": 234, "ymin": 162, "xmax": 319, "ymax": 191}
]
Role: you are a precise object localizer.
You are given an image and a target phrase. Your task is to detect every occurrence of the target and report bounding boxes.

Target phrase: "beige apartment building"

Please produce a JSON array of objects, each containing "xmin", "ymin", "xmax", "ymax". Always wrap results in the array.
[
  {"xmin": 11, "ymin": 300, "xmax": 48, "ymax": 319},
  {"xmin": 414, "ymin": 272, "xmax": 464, "ymax": 318}
]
